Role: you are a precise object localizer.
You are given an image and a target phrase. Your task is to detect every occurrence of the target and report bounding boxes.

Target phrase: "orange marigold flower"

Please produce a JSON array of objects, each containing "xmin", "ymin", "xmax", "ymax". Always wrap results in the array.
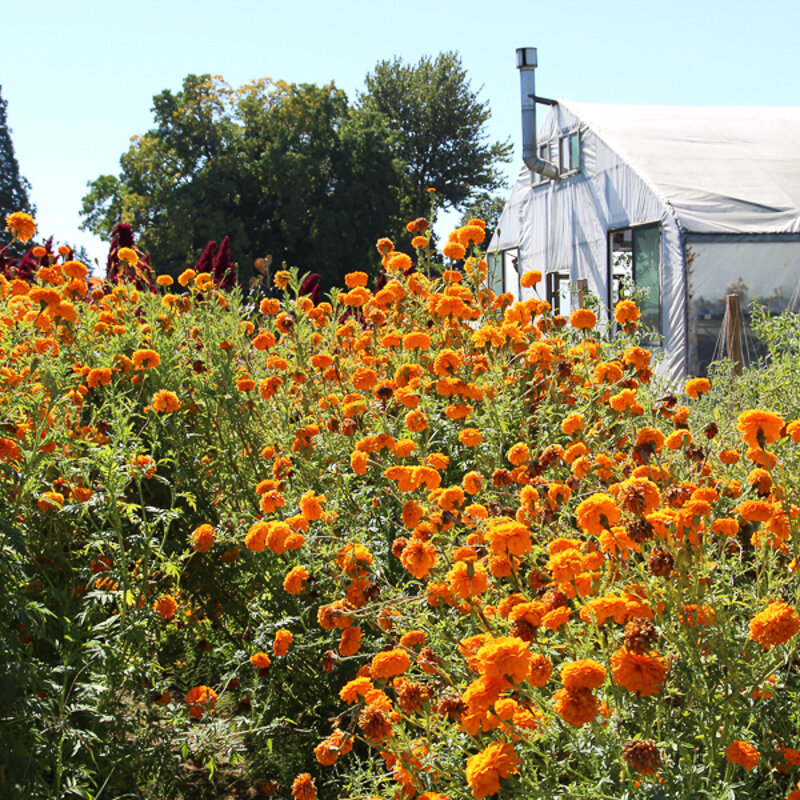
[
  {"xmin": 463, "ymin": 471, "xmax": 484, "ymax": 495},
  {"xmin": 610, "ymin": 646, "xmax": 668, "ymax": 697},
  {"xmin": 520, "ymin": 270, "xmax": 542, "ymax": 288},
  {"xmin": 405, "ymin": 409, "xmax": 429, "ymax": 433},
  {"xmin": 291, "ymin": 773, "xmax": 317, "ymax": 800},
  {"xmin": 185, "ymin": 685, "xmax": 217, "ymax": 718},
  {"xmin": 400, "ymin": 539, "xmax": 437, "ymax": 579},
  {"xmin": 623, "ymin": 345, "xmax": 651, "ymax": 370},
  {"xmin": 299, "ymin": 490, "xmax": 325, "ymax": 521},
  {"xmin": 344, "ymin": 271, "xmax": 368, "ymax": 288},
  {"xmin": 250, "ymin": 651, "xmax": 272, "ymax": 669},
  {"xmin": 456, "ymin": 224, "xmax": 486, "ymax": 247},
  {"xmin": 63, "ymin": 260, "xmax": 88, "ymax": 280},
  {"xmin": 725, "ymin": 740, "xmax": 760, "ymax": 771},
  {"xmin": 118, "ymin": 247, "xmax": 138, "ymax": 266},
  {"xmin": 336, "ymin": 542, "xmax": 373, "ymax": 577},
  {"xmin": 152, "ymin": 390, "xmax": 180, "ymax": 413},
  {"xmin": 737, "ymin": 409, "xmax": 784, "ymax": 448},
  {"xmin": 553, "ymin": 686, "xmax": 599, "ymax": 727},
  {"xmin": 570, "ymin": 308, "xmax": 596, "ymax": 330},
  {"xmin": 407, "ymin": 217, "xmax": 429, "ymax": 233},
  {"xmin": 371, "ymin": 648, "xmax": 411, "ymax": 679},
  {"xmin": 350, "ymin": 450, "xmax": 368, "ymax": 474},
  {"xmin": 475, "ymin": 636, "xmax": 532, "ymax": 684},
  {"xmin": 749, "ymin": 601, "xmax": 800, "ymax": 648},
  {"xmin": 459, "ymin": 428, "xmax": 484, "ymax": 447},
  {"xmin": 386, "ymin": 252, "xmax": 412, "ymax": 276},
  {"xmin": 719, "ymin": 448, "xmax": 740, "ymax": 465},
  {"xmin": 506, "ymin": 442, "xmax": 530, "ymax": 466},
  {"xmin": 442, "ymin": 240, "xmax": 466, "ymax": 260},
  {"xmin": 560, "ymin": 659, "xmax": 606, "ymax": 690},
  {"xmin": 614, "ymin": 299, "xmax": 641, "ymax": 323},
  {"xmin": 528, "ymin": 654, "xmax": 553, "ymax": 687},
  {"xmin": 485, "ymin": 517, "xmax": 532, "ymax": 557},
  {"xmin": 273, "ymin": 629, "xmax": 293, "ymax": 657},
  {"xmin": 575, "ymin": 493, "xmax": 621, "ymax": 536},
  {"xmin": 154, "ymin": 594, "xmax": 177, "ymax": 620},
  {"xmin": 37, "ymin": 491, "xmax": 64, "ymax": 511},
  {"xmin": 712, "ymin": 517, "xmax": 739, "ymax": 537},
  {"xmin": 339, "ymin": 675, "xmax": 373, "ymax": 703},
  {"xmin": 402, "ymin": 331, "xmax": 431, "ymax": 350},
  {"xmin": 679, "ymin": 604, "xmax": 715, "ymax": 627},
  {"xmin": 5, "ymin": 211, "xmax": 36, "ymax": 243},
  {"xmin": 314, "ymin": 729, "xmax": 352, "ymax": 766},
  {"xmin": 376, "ymin": 237, "xmax": 394, "ymax": 255},
  {"xmin": 447, "ymin": 560, "xmax": 489, "ymax": 598},
  {"xmin": 244, "ymin": 521, "xmax": 269, "ymax": 552},
  {"xmin": 685, "ymin": 377, "xmax": 711, "ymax": 399},
  {"xmin": 87, "ymin": 367, "xmax": 112, "ymax": 388},
  {"xmin": 609, "ymin": 388, "xmax": 639, "ymax": 413},
  {"xmin": 339, "ymin": 625, "xmax": 362, "ymax": 656},
  {"xmin": 561, "ymin": 413, "xmax": 585, "ymax": 436},
  {"xmin": 465, "ymin": 740, "xmax": 520, "ymax": 800},
  {"xmin": 132, "ymin": 349, "xmax": 161, "ymax": 370},
  {"xmin": 190, "ymin": 523, "xmax": 215, "ymax": 553},
  {"xmin": 735, "ymin": 499, "xmax": 775, "ymax": 523}
]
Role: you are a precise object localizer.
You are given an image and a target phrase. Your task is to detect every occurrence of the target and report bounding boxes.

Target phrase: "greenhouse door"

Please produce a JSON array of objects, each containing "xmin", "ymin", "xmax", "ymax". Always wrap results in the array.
[{"xmin": 608, "ymin": 224, "xmax": 661, "ymax": 336}]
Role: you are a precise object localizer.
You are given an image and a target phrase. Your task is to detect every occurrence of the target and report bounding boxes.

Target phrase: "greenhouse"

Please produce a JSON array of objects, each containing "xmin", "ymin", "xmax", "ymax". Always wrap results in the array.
[{"xmin": 488, "ymin": 96, "xmax": 800, "ymax": 380}]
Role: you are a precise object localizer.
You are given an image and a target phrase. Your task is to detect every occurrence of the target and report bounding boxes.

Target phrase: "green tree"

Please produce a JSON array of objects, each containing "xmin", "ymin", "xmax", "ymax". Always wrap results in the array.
[
  {"xmin": 81, "ymin": 75, "xmax": 402, "ymax": 289},
  {"xmin": 0, "ymin": 85, "xmax": 33, "ymax": 248},
  {"xmin": 358, "ymin": 52, "xmax": 512, "ymax": 228}
]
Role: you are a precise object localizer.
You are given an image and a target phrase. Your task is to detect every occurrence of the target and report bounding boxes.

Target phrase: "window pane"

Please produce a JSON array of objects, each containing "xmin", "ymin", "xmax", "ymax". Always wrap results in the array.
[
  {"xmin": 570, "ymin": 133, "xmax": 580, "ymax": 171},
  {"xmin": 487, "ymin": 252, "xmax": 504, "ymax": 293},
  {"xmin": 633, "ymin": 226, "xmax": 661, "ymax": 333}
]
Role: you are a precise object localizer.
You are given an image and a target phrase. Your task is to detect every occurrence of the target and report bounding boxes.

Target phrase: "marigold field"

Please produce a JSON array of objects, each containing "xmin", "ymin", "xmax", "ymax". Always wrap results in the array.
[{"xmin": 2, "ymin": 211, "xmax": 800, "ymax": 800}]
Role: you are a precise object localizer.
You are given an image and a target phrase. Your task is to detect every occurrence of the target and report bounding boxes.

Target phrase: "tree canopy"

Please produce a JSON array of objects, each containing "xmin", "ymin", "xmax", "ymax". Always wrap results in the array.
[
  {"xmin": 358, "ymin": 51, "xmax": 512, "ymax": 224},
  {"xmin": 81, "ymin": 75, "xmax": 402, "ymax": 288},
  {"xmin": 1, "ymin": 85, "xmax": 33, "ymax": 249},
  {"xmin": 82, "ymin": 54, "xmax": 513, "ymax": 286}
]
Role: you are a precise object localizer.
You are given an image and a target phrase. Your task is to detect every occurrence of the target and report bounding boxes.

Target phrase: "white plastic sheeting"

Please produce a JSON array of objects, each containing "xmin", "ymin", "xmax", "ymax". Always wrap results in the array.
[{"xmin": 488, "ymin": 101, "xmax": 800, "ymax": 381}]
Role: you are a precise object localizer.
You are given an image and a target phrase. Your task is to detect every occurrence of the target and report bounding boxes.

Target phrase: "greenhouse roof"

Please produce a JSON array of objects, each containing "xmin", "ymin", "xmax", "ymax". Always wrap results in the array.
[{"xmin": 560, "ymin": 101, "xmax": 800, "ymax": 234}]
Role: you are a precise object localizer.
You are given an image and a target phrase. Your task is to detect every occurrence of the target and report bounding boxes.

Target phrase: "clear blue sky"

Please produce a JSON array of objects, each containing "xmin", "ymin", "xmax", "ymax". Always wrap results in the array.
[{"xmin": 2, "ymin": 0, "xmax": 798, "ymax": 267}]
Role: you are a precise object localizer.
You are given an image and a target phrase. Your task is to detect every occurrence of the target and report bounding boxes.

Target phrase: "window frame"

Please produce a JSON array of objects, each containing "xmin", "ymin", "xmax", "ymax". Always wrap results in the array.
[
  {"xmin": 558, "ymin": 129, "xmax": 581, "ymax": 176},
  {"xmin": 607, "ymin": 222, "xmax": 663, "ymax": 336}
]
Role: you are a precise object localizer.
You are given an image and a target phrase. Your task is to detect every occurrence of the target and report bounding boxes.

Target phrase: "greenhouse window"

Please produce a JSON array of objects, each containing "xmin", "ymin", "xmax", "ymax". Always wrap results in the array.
[
  {"xmin": 559, "ymin": 130, "xmax": 580, "ymax": 175},
  {"xmin": 545, "ymin": 271, "xmax": 573, "ymax": 316},
  {"xmin": 487, "ymin": 248, "xmax": 520, "ymax": 294},
  {"xmin": 608, "ymin": 224, "xmax": 661, "ymax": 336}
]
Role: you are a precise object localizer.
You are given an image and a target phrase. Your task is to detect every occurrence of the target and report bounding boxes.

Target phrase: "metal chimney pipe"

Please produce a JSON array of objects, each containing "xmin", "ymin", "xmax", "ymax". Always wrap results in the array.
[{"xmin": 517, "ymin": 47, "xmax": 559, "ymax": 180}]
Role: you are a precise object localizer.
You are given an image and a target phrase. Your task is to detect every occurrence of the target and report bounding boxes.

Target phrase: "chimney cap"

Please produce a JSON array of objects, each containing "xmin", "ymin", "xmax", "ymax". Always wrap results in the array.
[{"xmin": 516, "ymin": 47, "xmax": 537, "ymax": 69}]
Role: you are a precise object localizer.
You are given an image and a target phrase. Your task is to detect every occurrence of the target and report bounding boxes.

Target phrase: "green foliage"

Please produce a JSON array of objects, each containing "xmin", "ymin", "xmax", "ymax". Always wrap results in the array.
[
  {"xmin": 80, "ymin": 75, "xmax": 403, "ymax": 289},
  {"xmin": 359, "ymin": 52, "xmax": 512, "ymax": 224},
  {"xmin": 0, "ymin": 85, "xmax": 33, "ymax": 250}
]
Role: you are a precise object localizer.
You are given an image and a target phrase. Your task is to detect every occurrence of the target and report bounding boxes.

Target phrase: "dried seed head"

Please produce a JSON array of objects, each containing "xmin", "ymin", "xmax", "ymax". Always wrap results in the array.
[
  {"xmin": 623, "ymin": 618, "xmax": 658, "ymax": 654},
  {"xmin": 436, "ymin": 692, "xmax": 468, "ymax": 720},
  {"xmin": 622, "ymin": 738, "xmax": 662, "ymax": 775},
  {"xmin": 648, "ymin": 546, "xmax": 674, "ymax": 578},
  {"xmin": 626, "ymin": 518, "xmax": 654, "ymax": 544}
]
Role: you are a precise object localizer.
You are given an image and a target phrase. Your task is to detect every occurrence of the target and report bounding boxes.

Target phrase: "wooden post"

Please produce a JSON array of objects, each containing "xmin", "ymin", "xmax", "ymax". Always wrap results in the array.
[
  {"xmin": 726, "ymin": 293, "xmax": 743, "ymax": 376},
  {"xmin": 577, "ymin": 279, "xmax": 588, "ymax": 308}
]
